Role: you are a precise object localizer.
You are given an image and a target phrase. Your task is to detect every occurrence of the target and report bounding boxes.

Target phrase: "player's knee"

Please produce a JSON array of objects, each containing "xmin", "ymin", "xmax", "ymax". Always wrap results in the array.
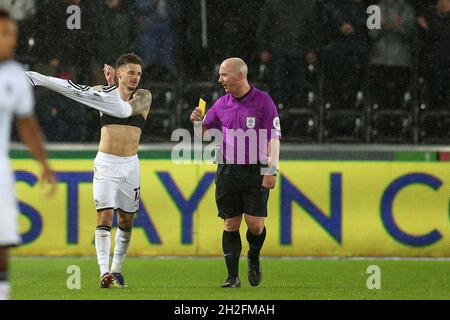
[
  {"xmin": 117, "ymin": 211, "xmax": 135, "ymax": 230},
  {"xmin": 118, "ymin": 219, "xmax": 133, "ymax": 231},
  {"xmin": 97, "ymin": 210, "xmax": 114, "ymax": 227}
]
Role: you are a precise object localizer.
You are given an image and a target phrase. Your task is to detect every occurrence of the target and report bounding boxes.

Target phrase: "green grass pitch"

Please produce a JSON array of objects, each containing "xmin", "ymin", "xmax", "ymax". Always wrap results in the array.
[{"xmin": 10, "ymin": 257, "xmax": 450, "ymax": 300}]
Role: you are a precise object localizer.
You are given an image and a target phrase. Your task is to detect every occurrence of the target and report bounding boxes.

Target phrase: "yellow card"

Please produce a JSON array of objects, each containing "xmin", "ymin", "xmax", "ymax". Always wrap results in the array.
[{"xmin": 198, "ymin": 98, "xmax": 206, "ymax": 116}]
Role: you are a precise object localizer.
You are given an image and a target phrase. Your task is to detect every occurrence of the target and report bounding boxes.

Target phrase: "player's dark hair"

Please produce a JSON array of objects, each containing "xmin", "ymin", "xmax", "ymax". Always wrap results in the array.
[
  {"xmin": 115, "ymin": 53, "xmax": 145, "ymax": 70},
  {"xmin": 0, "ymin": 9, "xmax": 12, "ymax": 20}
]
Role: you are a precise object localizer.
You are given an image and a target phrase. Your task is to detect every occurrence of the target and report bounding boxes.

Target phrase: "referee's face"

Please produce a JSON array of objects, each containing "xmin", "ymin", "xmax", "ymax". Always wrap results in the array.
[
  {"xmin": 0, "ymin": 19, "xmax": 17, "ymax": 60},
  {"xmin": 218, "ymin": 62, "xmax": 239, "ymax": 95}
]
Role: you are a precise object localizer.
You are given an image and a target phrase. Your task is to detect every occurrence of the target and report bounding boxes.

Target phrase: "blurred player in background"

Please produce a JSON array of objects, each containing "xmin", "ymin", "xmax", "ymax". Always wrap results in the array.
[
  {"xmin": 0, "ymin": 9, "xmax": 57, "ymax": 300},
  {"xmin": 26, "ymin": 54, "xmax": 152, "ymax": 288},
  {"xmin": 190, "ymin": 58, "xmax": 281, "ymax": 288}
]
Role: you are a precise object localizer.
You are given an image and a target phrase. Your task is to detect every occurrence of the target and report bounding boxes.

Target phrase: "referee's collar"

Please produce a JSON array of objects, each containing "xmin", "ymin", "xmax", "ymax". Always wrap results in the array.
[{"xmin": 231, "ymin": 85, "xmax": 255, "ymax": 102}]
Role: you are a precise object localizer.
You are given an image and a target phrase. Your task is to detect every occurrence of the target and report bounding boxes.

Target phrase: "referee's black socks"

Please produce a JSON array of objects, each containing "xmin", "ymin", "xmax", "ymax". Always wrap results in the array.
[
  {"xmin": 222, "ymin": 230, "xmax": 242, "ymax": 278},
  {"xmin": 247, "ymin": 226, "xmax": 267, "ymax": 258}
]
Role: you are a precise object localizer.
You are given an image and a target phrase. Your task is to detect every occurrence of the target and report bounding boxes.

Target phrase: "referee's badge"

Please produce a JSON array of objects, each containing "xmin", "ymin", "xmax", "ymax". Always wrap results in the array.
[
  {"xmin": 273, "ymin": 117, "xmax": 281, "ymax": 130},
  {"xmin": 246, "ymin": 117, "xmax": 256, "ymax": 129}
]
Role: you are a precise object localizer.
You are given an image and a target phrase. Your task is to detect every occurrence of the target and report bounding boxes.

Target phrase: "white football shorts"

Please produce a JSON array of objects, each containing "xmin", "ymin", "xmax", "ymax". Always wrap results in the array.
[
  {"xmin": 93, "ymin": 151, "xmax": 141, "ymax": 213},
  {"xmin": 0, "ymin": 158, "xmax": 21, "ymax": 246}
]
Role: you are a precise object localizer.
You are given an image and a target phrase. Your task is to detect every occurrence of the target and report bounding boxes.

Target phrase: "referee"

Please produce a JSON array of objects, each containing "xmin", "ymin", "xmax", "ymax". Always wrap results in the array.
[{"xmin": 190, "ymin": 58, "xmax": 281, "ymax": 288}]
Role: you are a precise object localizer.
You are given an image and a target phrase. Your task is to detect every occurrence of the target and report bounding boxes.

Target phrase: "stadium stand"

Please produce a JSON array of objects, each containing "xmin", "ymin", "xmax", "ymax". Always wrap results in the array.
[{"xmin": 7, "ymin": 0, "xmax": 450, "ymax": 145}]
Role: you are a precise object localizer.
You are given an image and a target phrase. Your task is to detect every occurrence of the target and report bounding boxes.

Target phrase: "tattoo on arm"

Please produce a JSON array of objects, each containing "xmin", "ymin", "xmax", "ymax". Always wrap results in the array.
[{"xmin": 129, "ymin": 89, "xmax": 152, "ymax": 115}]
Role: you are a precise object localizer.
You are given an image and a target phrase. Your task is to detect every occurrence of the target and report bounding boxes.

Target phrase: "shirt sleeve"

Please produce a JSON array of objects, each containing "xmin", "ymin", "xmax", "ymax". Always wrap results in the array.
[
  {"xmin": 203, "ymin": 103, "xmax": 221, "ymax": 130},
  {"xmin": 14, "ymin": 70, "xmax": 35, "ymax": 118},
  {"xmin": 262, "ymin": 96, "xmax": 281, "ymax": 140},
  {"xmin": 25, "ymin": 71, "xmax": 132, "ymax": 118}
]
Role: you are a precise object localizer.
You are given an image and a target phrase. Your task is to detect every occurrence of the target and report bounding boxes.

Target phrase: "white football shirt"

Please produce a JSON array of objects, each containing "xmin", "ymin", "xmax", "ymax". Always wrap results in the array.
[
  {"xmin": 0, "ymin": 60, "xmax": 34, "ymax": 160},
  {"xmin": 25, "ymin": 71, "xmax": 133, "ymax": 119}
]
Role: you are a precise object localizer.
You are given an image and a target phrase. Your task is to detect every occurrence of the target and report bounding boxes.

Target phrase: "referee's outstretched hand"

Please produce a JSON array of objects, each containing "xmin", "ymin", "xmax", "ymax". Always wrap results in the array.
[{"xmin": 190, "ymin": 107, "xmax": 203, "ymax": 123}]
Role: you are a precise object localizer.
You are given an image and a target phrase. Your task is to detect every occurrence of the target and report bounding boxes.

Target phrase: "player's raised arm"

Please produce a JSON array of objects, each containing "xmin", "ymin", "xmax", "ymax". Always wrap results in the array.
[
  {"xmin": 24, "ymin": 71, "xmax": 133, "ymax": 118},
  {"xmin": 103, "ymin": 64, "xmax": 117, "ymax": 87}
]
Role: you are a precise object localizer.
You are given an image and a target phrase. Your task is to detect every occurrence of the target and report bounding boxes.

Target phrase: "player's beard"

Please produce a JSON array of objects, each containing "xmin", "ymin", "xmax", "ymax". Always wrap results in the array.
[{"xmin": 127, "ymin": 84, "xmax": 138, "ymax": 91}]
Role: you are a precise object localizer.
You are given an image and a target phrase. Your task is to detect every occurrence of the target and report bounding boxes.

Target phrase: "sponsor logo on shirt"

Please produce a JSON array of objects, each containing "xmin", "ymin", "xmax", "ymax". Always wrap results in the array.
[{"xmin": 246, "ymin": 117, "xmax": 256, "ymax": 129}]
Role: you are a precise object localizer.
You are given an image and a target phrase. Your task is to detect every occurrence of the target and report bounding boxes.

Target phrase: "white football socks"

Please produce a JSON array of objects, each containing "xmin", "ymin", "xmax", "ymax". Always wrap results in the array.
[
  {"xmin": 0, "ymin": 281, "xmax": 10, "ymax": 300},
  {"xmin": 95, "ymin": 226, "xmax": 111, "ymax": 276},
  {"xmin": 111, "ymin": 228, "xmax": 132, "ymax": 274}
]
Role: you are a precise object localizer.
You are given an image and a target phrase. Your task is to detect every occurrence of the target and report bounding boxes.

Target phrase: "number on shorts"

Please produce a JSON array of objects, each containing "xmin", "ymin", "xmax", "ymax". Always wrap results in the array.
[{"xmin": 134, "ymin": 187, "xmax": 141, "ymax": 201}]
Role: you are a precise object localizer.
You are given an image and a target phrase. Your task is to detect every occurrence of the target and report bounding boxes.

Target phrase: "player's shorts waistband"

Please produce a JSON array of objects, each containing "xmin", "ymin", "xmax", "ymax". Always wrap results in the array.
[{"xmin": 95, "ymin": 151, "xmax": 138, "ymax": 163}]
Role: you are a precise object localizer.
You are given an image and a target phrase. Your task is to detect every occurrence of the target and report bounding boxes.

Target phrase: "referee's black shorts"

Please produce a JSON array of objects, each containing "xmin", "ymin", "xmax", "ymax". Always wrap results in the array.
[{"xmin": 215, "ymin": 163, "xmax": 270, "ymax": 220}]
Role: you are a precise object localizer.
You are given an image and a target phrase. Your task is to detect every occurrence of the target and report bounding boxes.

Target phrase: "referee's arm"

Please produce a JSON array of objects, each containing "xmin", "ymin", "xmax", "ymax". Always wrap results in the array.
[
  {"xmin": 262, "ymin": 138, "xmax": 280, "ymax": 189},
  {"xmin": 268, "ymin": 138, "xmax": 280, "ymax": 170},
  {"xmin": 190, "ymin": 107, "xmax": 208, "ymax": 137}
]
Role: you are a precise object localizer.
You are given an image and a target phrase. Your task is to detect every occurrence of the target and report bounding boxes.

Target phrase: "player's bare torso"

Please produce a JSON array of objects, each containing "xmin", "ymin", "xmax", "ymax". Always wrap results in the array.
[
  {"xmin": 94, "ymin": 85, "xmax": 150, "ymax": 157},
  {"xmin": 99, "ymin": 115, "xmax": 147, "ymax": 157}
]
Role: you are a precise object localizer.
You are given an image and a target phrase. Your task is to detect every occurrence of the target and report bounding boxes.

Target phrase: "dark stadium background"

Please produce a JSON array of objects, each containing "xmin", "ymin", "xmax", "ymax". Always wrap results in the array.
[{"xmin": 5, "ymin": 0, "xmax": 449, "ymax": 145}]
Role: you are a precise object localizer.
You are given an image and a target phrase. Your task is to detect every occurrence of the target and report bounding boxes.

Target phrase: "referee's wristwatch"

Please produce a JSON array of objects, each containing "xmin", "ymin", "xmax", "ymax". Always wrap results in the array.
[{"xmin": 269, "ymin": 166, "xmax": 279, "ymax": 176}]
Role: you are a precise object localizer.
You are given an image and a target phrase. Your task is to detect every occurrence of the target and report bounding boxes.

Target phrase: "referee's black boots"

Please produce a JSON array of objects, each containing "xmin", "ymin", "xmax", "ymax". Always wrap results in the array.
[
  {"xmin": 247, "ymin": 253, "xmax": 262, "ymax": 287},
  {"xmin": 221, "ymin": 276, "xmax": 241, "ymax": 288}
]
